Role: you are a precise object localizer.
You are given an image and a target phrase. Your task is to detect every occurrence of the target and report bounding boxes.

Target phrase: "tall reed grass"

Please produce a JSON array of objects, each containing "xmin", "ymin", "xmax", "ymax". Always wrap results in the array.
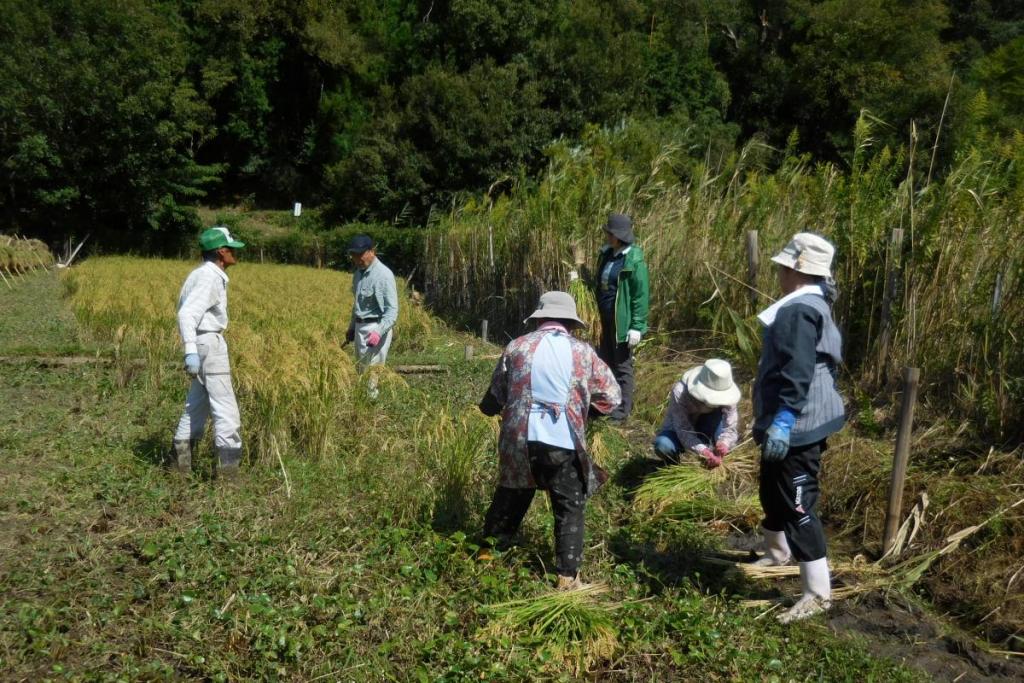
[{"xmin": 423, "ymin": 117, "xmax": 1024, "ymax": 438}]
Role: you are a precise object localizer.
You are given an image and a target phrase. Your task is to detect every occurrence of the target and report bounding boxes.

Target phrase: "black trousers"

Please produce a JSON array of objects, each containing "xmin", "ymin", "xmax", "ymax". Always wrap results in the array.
[
  {"xmin": 482, "ymin": 443, "xmax": 586, "ymax": 576},
  {"xmin": 759, "ymin": 441, "xmax": 828, "ymax": 562},
  {"xmin": 598, "ymin": 310, "xmax": 633, "ymax": 420}
]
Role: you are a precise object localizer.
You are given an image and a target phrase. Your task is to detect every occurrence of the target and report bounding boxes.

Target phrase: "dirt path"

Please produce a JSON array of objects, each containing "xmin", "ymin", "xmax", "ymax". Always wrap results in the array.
[{"xmin": 829, "ymin": 596, "xmax": 1024, "ymax": 682}]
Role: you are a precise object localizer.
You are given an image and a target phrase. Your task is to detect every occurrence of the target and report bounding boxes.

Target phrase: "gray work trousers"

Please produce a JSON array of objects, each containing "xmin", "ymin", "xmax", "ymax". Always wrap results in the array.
[{"xmin": 174, "ymin": 332, "xmax": 242, "ymax": 450}]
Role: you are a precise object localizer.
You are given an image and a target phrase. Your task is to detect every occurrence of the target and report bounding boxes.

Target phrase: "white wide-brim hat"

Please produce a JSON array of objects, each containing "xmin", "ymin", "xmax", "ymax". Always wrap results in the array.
[
  {"xmin": 770, "ymin": 232, "xmax": 835, "ymax": 278},
  {"xmin": 524, "ymin": 291, "xmax": 586, "ymax": 327},
  {"xmin": 682, "ymin": 359, "xmax": 741, "ymax": 407}
]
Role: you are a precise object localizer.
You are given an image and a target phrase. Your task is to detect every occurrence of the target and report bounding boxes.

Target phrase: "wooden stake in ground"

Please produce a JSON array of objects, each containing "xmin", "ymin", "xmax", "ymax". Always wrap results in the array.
[{"xmin": 883, "ymin": 367, "xmax": 920, "ymax": 556}]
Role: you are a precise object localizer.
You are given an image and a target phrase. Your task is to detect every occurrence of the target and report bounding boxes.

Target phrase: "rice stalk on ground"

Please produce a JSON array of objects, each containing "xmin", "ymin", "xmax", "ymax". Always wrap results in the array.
[{"xmin": 480, "ymin": 583, "xmax": 619, "ymax": 674}]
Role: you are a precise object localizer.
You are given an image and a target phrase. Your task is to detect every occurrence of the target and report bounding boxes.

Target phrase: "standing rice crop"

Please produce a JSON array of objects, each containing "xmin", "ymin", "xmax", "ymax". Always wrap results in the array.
[{"xmin": 62, "ymin": 257, "xmax": 437, "ymax": 463}]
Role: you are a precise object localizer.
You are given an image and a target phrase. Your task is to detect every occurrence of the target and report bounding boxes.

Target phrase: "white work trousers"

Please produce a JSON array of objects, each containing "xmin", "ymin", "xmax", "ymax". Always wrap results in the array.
[
  {"xmin": 354, "ymin": 321, "xmax": 392, "ymax": 369},
  {"xmin": 174, "ymin": 332, "xmax": 242, "ymax": 450}
]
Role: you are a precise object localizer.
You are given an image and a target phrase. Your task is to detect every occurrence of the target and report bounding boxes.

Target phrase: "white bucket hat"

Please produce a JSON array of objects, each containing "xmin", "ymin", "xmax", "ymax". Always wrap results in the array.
[
  {"xmin": 524, "ymin": 291, "xmax": 586, "ymax": 327},
  {"xmin": 770, "ymin": 232, "xmax": 835, "ymax": 278},
  {"xmin": 682, "ymin": 359, "xmax": 741, "ymax": 407}
]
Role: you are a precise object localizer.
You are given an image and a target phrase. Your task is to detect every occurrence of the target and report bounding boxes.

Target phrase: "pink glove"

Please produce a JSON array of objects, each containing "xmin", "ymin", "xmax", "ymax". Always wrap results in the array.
[
  {"xmin": 366, "ymin": 331, "xmax": 382, "ymax": 347},
  {"xmin": 697, "ymin": 446, "xmax": 722, "ymax": 469},
  {"xmin": 714, "ymin": 441, "xmax": 729, "ymax": 459}
]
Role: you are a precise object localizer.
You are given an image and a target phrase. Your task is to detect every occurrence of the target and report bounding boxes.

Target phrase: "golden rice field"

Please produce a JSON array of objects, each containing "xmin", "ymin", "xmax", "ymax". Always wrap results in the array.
[{"xmin": 63, "ymin": 257, "xmax": 444, "ymax": 465}]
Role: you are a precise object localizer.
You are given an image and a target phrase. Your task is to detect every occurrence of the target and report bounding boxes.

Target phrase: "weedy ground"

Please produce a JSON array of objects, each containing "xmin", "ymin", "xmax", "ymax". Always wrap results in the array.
[{"xmin": 0, "ymin": 264, "xmax": 1018, "ymax": 681}]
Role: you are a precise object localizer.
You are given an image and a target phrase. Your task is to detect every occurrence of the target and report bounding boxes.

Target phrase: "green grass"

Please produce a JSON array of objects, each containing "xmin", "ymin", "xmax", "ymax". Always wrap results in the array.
[
  {"xmin": 0, "ymin": 263, "xmax": 929, "ymax": 680},
  {"xmin": 0, "ymin": 271, "xmax": 84, "ymax": 355}
]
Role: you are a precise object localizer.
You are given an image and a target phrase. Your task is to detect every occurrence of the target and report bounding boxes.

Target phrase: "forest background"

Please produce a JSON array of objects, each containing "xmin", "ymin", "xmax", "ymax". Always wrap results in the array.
[{"xmin": 4, "ymin": 0, "xmax": 1023, "ymax": 244}]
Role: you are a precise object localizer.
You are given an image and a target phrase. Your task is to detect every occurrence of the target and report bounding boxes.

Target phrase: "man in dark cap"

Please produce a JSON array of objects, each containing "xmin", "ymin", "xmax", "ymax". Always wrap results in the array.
[
  {"xmin": 593, "ymin": 213, "xmax": 649, "ymax": 422},
  {"xmin": 345, "ymin": 235, "xmax": 398, "ymax": 396}
]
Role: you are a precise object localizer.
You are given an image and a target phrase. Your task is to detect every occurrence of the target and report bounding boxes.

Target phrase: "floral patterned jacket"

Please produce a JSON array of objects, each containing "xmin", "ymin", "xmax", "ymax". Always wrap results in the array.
[{"xmin": 481, "ymin": 327, "xmax": 621, "ymax": 495}]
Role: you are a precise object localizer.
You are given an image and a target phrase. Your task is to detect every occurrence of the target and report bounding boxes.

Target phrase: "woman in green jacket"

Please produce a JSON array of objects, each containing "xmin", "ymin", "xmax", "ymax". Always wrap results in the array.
[{"xmin": 594, "ymin": 213, "xmax": 650, "ymax": 421}]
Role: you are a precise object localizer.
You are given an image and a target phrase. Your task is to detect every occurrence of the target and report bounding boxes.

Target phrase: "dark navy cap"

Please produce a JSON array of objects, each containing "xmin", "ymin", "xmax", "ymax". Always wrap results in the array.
[{"xmin": 347, "ymin": 234, "xmax": 375, "ymax": 253}]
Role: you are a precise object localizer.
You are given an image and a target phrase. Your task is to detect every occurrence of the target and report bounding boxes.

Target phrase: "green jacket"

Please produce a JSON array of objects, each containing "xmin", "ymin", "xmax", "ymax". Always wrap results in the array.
[{"xmin": 595, "ymin": 244, "xmax": 650, "ymax": 343}]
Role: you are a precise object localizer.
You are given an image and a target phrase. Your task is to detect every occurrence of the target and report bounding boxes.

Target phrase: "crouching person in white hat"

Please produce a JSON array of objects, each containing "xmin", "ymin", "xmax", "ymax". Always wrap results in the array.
[
  {"xmin": 652, "ymin": 359, "xmax": 741, "ymax": 468},
  {"xmin": 170, "ymin": 226, "xmax": 246, "ymax": 479},
  {"xmin": 478, "ymin": 291, "xmax": 621, "ymax": 590},
  {"xmin": 753, "ymin": 232, "xmax": 846, "ymax": 623}
]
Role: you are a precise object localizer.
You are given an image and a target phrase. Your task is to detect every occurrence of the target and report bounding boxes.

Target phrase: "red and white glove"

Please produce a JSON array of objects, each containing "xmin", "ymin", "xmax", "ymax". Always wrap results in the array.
[
  {"xmin": 714, "ymin": 441, "xmax": 729, "ymax": 459},
  {"xmin": 366, "ymin": 331, "xmax": 382, "ymax": 347},
  {"xmin": 698, "ymin": 446, "xmax": 722, "ymax": 470}
]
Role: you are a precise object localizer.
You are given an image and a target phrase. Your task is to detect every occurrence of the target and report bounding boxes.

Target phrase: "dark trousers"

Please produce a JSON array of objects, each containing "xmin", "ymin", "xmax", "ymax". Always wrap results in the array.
[
  {"xmin": 759, "ymin": 441, "xmax": 828, "ymax": 562},
  {"xmin": 598, "ymin": 310, "xmax": 633, "ymax": 420},
  {"xmin": 483, "ymin": 443, "xmax": 586, "ymax": 576}
]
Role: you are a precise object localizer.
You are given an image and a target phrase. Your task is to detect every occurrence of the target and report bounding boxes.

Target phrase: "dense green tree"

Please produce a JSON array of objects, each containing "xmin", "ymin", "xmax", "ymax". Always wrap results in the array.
[
  {"xmin": 715, "ymin": 0, "xmax": 951, "ymax": 160},
  {"xmin": 0, "ymin": 0, "xmax": 214, "ymax": 248},
  {"xmin": 5, "ymin": 0, "xmax": 1024, "ymax": 244}
]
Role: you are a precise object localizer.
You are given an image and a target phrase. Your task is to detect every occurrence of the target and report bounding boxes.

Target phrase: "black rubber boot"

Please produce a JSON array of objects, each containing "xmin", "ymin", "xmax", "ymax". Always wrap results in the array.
[
  {"xmin": 170, "ymin": 439, "xmax": 194, "ymax": 475},
  {"xmin": 214, "ymin": 447, "xmax": 242, "ymax": 481}
]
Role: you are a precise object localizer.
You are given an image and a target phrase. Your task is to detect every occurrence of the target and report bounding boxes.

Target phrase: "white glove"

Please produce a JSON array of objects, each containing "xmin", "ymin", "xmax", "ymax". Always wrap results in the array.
[
  {"xmin": 569, "ymin": 270, "xmax": 579, "ymax": 282},
  {"xmin": 627, "ymin": 329, "xmax": 642, "ymax": 349}
]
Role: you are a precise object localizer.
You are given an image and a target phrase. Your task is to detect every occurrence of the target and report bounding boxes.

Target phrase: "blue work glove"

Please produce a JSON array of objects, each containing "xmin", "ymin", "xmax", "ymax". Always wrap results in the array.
[
  {"xmin": 762, "ymin": 408, "xmax": 797, "ymax": 462},
  {"xmin": 184, "ymin": 353, "xmax": 201, "ymax": 377}
]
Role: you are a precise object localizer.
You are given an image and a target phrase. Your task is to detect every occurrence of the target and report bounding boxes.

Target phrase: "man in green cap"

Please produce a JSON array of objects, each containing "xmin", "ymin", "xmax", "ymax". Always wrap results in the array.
[{"xmin": 170, "ymin": 226, "xmax": 246, "ymax": 478}]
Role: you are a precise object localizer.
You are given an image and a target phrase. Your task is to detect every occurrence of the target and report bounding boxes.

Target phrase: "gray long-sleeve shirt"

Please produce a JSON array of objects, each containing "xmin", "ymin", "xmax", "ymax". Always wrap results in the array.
[{"xmin": 350, "ymin": 257, "xmax": 399, "ymax": 336}]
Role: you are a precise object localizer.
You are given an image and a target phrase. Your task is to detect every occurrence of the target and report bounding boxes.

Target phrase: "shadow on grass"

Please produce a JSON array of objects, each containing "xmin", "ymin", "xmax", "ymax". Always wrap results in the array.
[
  {"xmin": 132, "ymin": 431, "xmax": 221, "ymax": 481},
  {"xmin": 133, "ymin": 432, "xmax": 168, "ymax": 467},
  {"xmin": 606, "ymin": 518, "xmax": 772, "ymax": 601},
  {"xmin": 612, "ymin": 454, "xmax": 669, "ymax": 500}
]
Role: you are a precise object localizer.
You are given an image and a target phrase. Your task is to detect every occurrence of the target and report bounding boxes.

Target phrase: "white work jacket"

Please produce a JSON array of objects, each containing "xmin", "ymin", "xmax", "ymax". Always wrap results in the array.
[{"xmin": 177, "ymin": 261, "xmax": 230, "ymax": 355}]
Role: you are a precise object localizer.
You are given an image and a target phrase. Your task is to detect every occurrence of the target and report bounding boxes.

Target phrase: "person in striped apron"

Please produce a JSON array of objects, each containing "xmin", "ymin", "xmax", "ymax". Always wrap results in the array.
[{"xmin": 752, "ymin": 232, "xmax": 846, "ymax": 623}]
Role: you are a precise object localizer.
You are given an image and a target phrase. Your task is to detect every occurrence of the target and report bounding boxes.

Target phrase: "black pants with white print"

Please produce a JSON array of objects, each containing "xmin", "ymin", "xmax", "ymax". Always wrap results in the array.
[
  {"xmin": 482, "ymin": 443, "xmax": 586, "ymax": 577},
  {"xmin": 759, "ymin": 440, "xmax": 827, "ymax": 562}
]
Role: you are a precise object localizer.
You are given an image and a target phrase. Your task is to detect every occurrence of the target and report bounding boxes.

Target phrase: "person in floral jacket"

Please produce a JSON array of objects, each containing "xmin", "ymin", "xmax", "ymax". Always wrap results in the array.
[{"xmin": 478, "ymin": 291, "xmax": 620, "ymax": 589}]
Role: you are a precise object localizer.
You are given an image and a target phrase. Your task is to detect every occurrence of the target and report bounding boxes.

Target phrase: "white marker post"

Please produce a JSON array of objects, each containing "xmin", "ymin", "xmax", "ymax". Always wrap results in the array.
[{"xmin": 293, "ymin": 202, "xmax": 302, "ymax": 217}]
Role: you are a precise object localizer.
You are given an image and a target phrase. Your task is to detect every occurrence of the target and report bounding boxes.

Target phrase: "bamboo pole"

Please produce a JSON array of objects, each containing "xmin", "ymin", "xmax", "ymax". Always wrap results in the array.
[
  {"xmin": 877, "ymin": 228, "xmax": 905, "ymax": 380},
  {"xmin": 746, "ymin": 230, "xmax": 759, "ymax": 308},
  {"xmin": 883, "ymin": 367, "xmax": 921, "ymax": 556}
]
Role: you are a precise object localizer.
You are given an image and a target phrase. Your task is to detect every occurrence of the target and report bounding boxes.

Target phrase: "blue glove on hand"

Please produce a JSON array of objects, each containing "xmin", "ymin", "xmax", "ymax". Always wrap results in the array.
[
  {"xmin": 762, "ymin": 408, "xmax": 797, "ymax": 462},
  {"xmin": 184, "ymin": 353, "xmax": 201, "ymax": 376}
]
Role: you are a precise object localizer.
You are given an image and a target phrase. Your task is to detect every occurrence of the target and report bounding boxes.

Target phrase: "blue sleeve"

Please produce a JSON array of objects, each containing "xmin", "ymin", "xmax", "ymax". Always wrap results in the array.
[{"xmin": 377, "ymin": 271, "xmax": 399, "ymax": 336}]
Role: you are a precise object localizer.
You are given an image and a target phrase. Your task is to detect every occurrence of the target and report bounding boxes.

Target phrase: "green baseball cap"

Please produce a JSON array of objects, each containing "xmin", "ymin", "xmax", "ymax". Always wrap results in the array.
[{"xmin": 199, "ymin": 226, "xmax": 246, "ymax": 251}]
